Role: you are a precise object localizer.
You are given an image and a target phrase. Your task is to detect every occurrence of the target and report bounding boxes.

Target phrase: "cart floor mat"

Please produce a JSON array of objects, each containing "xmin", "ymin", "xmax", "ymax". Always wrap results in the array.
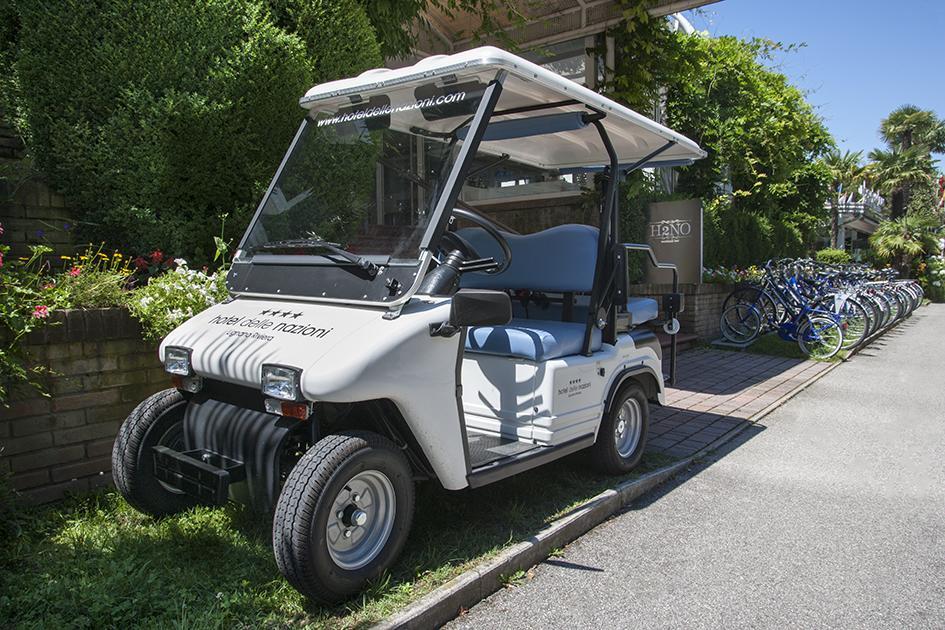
[{"xmin": 467, "ymin": 432, "xmax": 539, "ymax": 467}]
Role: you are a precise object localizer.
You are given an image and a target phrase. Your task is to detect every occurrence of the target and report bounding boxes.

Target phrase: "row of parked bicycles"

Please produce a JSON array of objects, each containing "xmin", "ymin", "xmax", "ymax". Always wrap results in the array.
[{"xmin": 719, "ymin": 259, "xmax": 924, "ymax": 360}]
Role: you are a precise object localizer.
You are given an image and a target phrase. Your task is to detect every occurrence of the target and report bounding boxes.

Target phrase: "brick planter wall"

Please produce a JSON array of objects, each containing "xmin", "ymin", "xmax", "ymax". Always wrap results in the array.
[
  {"xmin": 629, "ymin": 282, "xmax": 734, "ymax": 340},
  {"xmin": 1, "ymin": 309, "xmax": 165, "ymax": 503}
]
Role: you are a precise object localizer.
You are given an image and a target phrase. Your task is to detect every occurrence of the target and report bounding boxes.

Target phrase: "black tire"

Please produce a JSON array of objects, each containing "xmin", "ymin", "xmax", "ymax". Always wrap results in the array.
[
  {"xmin": 111, "ymin": 388, "xmax": 199, "ymax": 517},
  {"xmin": 591, "ymin": 382, "xmax": 650, "ymax": 474},
  {"xmin": 272, "ymin": 431, "xmax": 415, "ymax": 603}
]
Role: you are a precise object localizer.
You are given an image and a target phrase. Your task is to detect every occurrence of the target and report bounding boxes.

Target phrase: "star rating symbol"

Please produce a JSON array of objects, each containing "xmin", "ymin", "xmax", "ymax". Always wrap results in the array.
[{"xmin": 259, "ymin": 309, "xmax": 303, "ymax": 318}]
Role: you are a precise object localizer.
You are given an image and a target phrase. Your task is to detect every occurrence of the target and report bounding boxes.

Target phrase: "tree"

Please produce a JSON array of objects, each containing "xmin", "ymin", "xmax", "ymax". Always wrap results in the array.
[
  {"xmin": 660, "ymin": 36, "xmax": 833, "ymax": 266},
  {"xmin": 866, "ymin": 146, "xmax": 935, "ymax": 219},
  {"xmin": 869, "ymin": 213, "xmax": 941, "ymax": 275},
  {"xmin": 822, "ymin": 149, "xmax": 864, "ymax": 248},
  {"xmin": 880, "ymin": 105, "xmax": 945, "ymax": 154},
  {"xmin": 868, "ymin": 105, "xmax": 944, "ymax": 219}
]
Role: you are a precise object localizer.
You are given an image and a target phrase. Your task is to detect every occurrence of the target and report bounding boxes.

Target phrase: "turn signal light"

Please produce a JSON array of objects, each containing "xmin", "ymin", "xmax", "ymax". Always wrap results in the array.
[{"xmin": 264, "ymin": 398, "xmax": 312, "ymax": 420}]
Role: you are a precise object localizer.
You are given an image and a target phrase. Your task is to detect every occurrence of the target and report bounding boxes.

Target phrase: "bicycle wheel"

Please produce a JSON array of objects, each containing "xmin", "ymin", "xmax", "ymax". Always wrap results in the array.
[
  {"xmin": 835, "ymin": 297, "xmax": 869, "ymax": 351},
  {"xmin": 720, "ymin": 303, "xmax": 762, "ymax": 344},
  {"xmin": 723, "ymin": 285, "xmax": 781, "ymax": 331},
  {"xmin": 797, "ymin": 315, "xmax": 844, "ymax": 360}
]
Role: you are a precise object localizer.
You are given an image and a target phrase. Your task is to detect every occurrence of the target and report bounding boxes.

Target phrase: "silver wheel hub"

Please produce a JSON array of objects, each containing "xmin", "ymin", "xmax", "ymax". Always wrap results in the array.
[
  {"xmin": 614, "ymin": 398, "xmax": 642, "ymax": 458},
  {"xmin": 326, "ymin": 469, "xmax": 396, "ymax": 571}
]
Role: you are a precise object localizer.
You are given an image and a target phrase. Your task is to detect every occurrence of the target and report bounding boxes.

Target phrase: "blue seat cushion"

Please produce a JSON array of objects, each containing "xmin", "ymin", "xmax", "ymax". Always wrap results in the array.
[
  {"xmin": 466, "ymin": 318, "xmax": 601, "ymax": 361},
  {"xmin": 627, "ymin": 297, "xmax": 659, "ymax": 326}
]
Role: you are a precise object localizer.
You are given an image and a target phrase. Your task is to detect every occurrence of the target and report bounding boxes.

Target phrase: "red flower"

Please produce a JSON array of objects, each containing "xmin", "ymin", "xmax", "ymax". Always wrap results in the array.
[
  {"xmin": 134, "ymin": 256, "xmax": 149, "ymax": 270},
  {"xmin": 68, "ymin": 266, "xmax": 81, "ymax": 277},
  {"xmin": 150, "ymin": 249, "xmax": 164, "ymax": 264},
  {"xmin": 32, "ymin": 305, "xmax": 49, "ymax": 319},
  {"xmin": 0, "ymin": 252, "xmax": 4, "ymax": 269}
]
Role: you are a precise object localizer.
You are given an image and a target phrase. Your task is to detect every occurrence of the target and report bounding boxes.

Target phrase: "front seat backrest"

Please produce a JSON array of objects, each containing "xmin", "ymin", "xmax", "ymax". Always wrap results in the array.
[{"xmin": 457, "ymin": 224, "xmax": 599, "ymax": 293}]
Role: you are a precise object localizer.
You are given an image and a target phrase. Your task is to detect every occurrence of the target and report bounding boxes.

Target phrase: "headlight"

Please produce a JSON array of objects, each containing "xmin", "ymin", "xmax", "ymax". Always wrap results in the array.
[
  {"xmin": 164, "ymin": 346, "xmax": 193, "ymax": 376},
  {"xmin": 261, "ymin": 365, "xmax": 301, "ymax": 401}
]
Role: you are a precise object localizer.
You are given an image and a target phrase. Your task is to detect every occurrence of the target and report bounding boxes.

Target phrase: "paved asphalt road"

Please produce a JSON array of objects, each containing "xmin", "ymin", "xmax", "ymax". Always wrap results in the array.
[{"xmin": 449, "ymin": 305, "xmax": 945, "ymax": 629}]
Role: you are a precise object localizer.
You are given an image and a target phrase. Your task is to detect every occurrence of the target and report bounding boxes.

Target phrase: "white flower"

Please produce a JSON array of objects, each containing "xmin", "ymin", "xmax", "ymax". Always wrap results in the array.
[
  {"xmin": 174, "ymin": 258, "xmax": 189, "ymax": 267},
  {"xmin": 934, "ymin": 281, "xmax": 942, "ymax": 287}
]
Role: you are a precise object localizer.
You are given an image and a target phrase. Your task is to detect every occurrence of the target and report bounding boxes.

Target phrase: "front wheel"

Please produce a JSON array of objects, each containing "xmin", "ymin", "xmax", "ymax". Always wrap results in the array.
[
  {"xmin": 591, "ymin": 382, "xmax": 650, "ymax": 474},
  {"xmin": 111, "ymin": 388, "xmax": 199, "ymax": 517},
  {"xmin": 797, "ymin": 315, "xmax": 844, "ymax": 360},
  {"xmin": 272, "ymin": 431, "xmax": 415, "ymax": 603}
]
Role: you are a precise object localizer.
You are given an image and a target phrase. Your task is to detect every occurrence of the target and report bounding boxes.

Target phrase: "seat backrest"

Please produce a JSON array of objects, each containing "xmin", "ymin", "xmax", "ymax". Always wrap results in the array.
[{"xmin": 457, "ymin": 224, "xmax": 599, "ymax": 293}]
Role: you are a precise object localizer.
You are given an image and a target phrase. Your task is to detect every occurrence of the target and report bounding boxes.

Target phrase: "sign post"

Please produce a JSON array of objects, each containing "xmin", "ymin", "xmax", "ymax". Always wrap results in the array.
[{"xmin": 645, "ymin": 199, "xmax": 703, "ymax": 285}]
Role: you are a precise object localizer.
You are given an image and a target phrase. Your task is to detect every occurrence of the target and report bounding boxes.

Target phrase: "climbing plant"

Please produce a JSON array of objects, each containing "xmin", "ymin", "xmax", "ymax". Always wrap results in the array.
[{"xmin": 603, "ymin": 8, "xmax": 833, "ymax": 267}]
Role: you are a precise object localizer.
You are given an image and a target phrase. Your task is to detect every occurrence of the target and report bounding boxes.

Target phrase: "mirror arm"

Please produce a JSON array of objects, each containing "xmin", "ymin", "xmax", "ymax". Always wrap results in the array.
[{"xmin": 429, "ymin": 321, "xmax": 460, "ymax": 338}]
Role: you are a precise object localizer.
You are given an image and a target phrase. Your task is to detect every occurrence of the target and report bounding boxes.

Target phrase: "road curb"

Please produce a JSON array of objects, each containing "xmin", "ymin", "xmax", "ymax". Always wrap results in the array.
[{"xmin": 373, "ymin": 356, "xmax": 843, "ymax": 630}]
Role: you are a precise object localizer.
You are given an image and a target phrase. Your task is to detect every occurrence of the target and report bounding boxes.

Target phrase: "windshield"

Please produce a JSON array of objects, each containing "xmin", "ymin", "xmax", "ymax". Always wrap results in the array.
[{"xmin": 240, "ymin": 81, "xmax": 487, "ymax": 264}]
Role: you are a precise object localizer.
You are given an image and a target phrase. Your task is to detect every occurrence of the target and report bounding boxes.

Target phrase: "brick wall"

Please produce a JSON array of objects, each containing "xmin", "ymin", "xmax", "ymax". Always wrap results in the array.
[
  {"xmin": 629, "ymin": 282, "xmax": 733, "ymax": 340},
  {"xmin": 1, "ymin": 117, "xmax": 78, "ymax": 261},
  {"xmin": 1, "ymin": 309, "xmax": 166, "ymax": 503}
]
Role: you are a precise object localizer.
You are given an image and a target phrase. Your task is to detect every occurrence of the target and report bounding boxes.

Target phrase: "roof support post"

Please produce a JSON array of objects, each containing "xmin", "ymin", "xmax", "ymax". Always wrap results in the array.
[
  {"xmin": 421, "ymin": 71, "xmax": 507, "ymax": 252},
  {"xmin": 583, "ymin": 119, "xmax": 620, "ymax": 355}
]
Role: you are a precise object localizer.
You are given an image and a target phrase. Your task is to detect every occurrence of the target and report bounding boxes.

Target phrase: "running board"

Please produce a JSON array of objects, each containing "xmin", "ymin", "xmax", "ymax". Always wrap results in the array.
[{"xmin": 466, "ymin": 435, "xmax": 595, "ymax": 488}]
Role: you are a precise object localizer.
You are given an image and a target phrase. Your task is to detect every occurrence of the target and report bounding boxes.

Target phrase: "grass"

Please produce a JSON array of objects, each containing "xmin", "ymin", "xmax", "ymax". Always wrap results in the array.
[
  {"xmin": 0, "ymin": 451, "xmax": 677, "ymax": 629},
  {"xmin": 711, "ymin": 332, "xmax": 848, "ymax": 362}
]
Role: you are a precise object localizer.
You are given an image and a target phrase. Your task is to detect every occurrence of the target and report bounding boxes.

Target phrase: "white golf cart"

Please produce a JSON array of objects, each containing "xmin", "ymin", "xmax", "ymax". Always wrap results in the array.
[{"xmin": 112, "ymin": 47, "xmax": 705, "ymax": 602}]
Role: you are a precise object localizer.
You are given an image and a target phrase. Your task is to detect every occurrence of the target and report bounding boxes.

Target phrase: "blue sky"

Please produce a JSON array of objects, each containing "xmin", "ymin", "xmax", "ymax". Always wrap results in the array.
[{"xmin": 685, "ymin": 0, "xmax": 945, "ymax": 161}]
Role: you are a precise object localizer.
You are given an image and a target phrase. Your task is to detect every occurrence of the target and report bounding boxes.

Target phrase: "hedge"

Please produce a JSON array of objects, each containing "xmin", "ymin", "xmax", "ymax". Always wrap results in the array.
[{"xmin": 7, "ymin": 0, "xmax": 382, "ymax": 263}]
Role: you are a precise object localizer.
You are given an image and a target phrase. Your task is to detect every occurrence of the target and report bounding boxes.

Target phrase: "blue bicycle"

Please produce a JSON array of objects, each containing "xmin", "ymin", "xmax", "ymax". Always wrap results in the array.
[{"xmin": 720, "ymin": 260, "xmax": 845, "ymax": 359}]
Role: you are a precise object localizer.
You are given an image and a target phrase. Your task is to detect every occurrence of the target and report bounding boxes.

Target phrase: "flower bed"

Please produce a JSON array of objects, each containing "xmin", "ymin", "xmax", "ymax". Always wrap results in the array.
[
  {"xmin": 919, "ymin": 255, "xmax": 945, "ymax": 302},
  {"xmin": 1, "ymin": 221, "xmax": 228, "ymax": 402}
]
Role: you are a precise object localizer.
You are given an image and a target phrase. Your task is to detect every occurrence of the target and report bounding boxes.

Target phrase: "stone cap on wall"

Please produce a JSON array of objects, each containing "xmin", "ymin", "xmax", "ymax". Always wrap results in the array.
[{"xmin": 628, "ymin": 282, "xmax": 733, "ymax": 295}]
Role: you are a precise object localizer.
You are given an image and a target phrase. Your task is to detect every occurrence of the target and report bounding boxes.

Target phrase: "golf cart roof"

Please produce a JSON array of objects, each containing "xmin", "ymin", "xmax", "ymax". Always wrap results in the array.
[{"xmin": 300, "ymin": 46, "xmax": 706, "ymax": 171}]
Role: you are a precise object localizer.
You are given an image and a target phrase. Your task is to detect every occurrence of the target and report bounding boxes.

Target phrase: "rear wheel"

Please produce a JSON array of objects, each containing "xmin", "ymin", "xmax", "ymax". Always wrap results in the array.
[
  {"xmin": 272, "ymin": 431, "xmax": 415, "ymax": 603},
  {"xmin": 720, "ymin": 303, "xmax": 762, "ymax": 344},
  {"xmin": 111, "ymin": 388, "xmax": 199, "ymax": 517},
  {"xmin": 591, "ymin": 382, "xmax": 649, "ymax": 474}
]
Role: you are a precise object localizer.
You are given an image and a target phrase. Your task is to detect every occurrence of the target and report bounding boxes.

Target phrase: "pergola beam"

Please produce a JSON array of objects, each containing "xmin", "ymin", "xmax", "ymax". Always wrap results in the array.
[{"xmin": 413, "ymin": 0, "xmax": 722, "ymax": 55}]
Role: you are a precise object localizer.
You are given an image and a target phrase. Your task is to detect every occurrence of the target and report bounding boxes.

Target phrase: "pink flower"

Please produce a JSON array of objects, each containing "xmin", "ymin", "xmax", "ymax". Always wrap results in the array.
[
  {"xmin": 0, "ymin": 252, "xmax": 4, "ymax": 268},
  {"xmin": 32, "ymin": 305, "xmax": 49, "ymax": 319},
  {"xmin": 150, "ymin": 249, "xmax": 164, "ymax": 264},
  {"xmin": 68, "ymin": 266, "xmax": 81, "ymax": 277},
  {"xmin": 0, "ymin": 222, "xmax": 4, "ymax": 236}
]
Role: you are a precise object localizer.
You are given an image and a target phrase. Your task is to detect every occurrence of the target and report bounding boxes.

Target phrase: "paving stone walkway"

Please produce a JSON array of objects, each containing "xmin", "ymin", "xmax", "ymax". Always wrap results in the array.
[{"xmin": 648, "ymin": 348, "xmax": 834, "ymax": 458}]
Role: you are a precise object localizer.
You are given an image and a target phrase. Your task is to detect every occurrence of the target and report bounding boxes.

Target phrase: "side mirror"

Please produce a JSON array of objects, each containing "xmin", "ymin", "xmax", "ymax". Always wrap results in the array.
[{"xmin": 450, "ymin": 289, "xmax": 511, "ymax": 327}]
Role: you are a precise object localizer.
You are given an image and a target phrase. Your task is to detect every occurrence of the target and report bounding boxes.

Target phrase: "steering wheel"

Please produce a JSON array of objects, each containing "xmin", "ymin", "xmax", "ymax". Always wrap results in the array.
[{"xmin": 439, "ymin": 207, "xmax": 513, "ymax": 275}]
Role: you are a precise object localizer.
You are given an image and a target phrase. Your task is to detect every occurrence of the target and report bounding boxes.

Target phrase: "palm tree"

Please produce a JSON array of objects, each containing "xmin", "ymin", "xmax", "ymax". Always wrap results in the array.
[
  {"xmin": 866, "ymin": 147, "xmax": 935, "ymax": 219},
  {"xmin": 880, "ymin": 105, "xmax": 945, "ymax": 154},
  {"xmin": 822, "ymin": 149, "xmax": 864, "ymax": 247},
  {"xmin": 869, "ymin": 213, "xmax": 941, "ymax": 275}
]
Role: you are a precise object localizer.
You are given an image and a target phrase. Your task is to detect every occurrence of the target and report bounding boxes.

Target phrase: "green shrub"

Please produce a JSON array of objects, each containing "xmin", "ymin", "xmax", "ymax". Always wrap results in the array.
[
  {"xmin": 269, "ymin": 0, "xmax": 381, "ymax": 83},
  {"xmin": 8, "ymin": 0, "xmax": 381, "ymax": 264},
  {"xmin": 815, "ymin": 248, "xmax": 852, "ymax": 265},
  {"xmin": 127, "ymin": 261, "xmax": 229, "ymax": 342}
]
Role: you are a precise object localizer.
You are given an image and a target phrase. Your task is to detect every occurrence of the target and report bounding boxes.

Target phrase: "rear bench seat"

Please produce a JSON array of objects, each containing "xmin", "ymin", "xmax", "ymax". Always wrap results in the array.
[{"xmin": 457, "ymin": 223, "xmax": 658, "ymax": 361}]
